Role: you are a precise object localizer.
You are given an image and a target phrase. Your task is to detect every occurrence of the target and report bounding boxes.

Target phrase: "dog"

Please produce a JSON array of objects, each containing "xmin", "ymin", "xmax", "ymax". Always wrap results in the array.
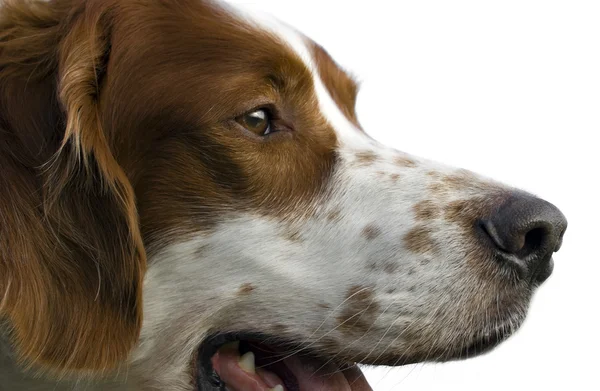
[{"xmin": 0, "ymin": 0, "xmax": 568, "ymax": 390}]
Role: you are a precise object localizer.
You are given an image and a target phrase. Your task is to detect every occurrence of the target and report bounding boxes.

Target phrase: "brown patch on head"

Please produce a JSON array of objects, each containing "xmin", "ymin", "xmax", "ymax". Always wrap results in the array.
[
  {"xmin": 404, "ymin": 226, "xmax": 439, "ymax": 254},
  {"xmin": 238, "ymin": 283, "xmax": 255, "ymax": 296},
  {"xmin": 414, "ymin": 200, "xmax": 440, "ymax": 221},
  {"xmin": 84, "ymin": 0, "xmax": 341, "ymax": 245},
  {"xmin": 337, "ymin": 285, "xmax": 379, "ymax": 334},
  {"xmin": 394, "ymin": 156, "xmax": 417, "ymax": 168},
  {"xmin": 355, "ymin": 150, "xmax": 378, "ymax": 166},
  {"xmin": 310, "ymin": 42, "xmax": 360, "ymax": 127},
  {"xmin": 361, "ymin": 224, "xmax": 381, "ymax": 240}
]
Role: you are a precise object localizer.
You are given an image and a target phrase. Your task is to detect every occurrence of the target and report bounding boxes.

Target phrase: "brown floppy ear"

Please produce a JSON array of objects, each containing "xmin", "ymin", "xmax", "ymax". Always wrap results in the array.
[{"xmin": 0, "ymin": 1, "xmax": 145, "ymax": 375}]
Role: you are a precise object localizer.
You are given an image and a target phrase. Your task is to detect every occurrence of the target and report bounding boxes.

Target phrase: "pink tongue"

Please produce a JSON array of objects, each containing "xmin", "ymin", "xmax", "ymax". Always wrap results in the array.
[
  {"xmin": 284, "ymin": 356, "xmax": 373, "ymax": 391},
  {"xmin": 212, "ymin": 348, "xmax": 372, "ymax": 391}
]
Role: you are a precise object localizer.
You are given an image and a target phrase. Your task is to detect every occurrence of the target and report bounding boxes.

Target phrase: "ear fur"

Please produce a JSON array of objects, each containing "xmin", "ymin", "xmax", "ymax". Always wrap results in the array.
[{"xmin": 0, "ymin": 0, "xmax": 146, "ymax": 375}]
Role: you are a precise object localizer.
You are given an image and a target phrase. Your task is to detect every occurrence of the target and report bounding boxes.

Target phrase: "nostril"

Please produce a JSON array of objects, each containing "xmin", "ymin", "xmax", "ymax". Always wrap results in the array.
[
  {"xmin": 520, "ymin": 227, "xmax": 547, "ymax": 258},
  {"xmin": 480, "ymin": 221, "xmax": 550, "ymax": 258}
]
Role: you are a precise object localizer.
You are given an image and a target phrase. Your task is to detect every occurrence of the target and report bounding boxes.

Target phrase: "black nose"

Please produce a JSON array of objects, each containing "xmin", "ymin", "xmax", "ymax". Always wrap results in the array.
[{"xmin": 481, "ymin": 193, "xmax": 567, "ymax": 283}]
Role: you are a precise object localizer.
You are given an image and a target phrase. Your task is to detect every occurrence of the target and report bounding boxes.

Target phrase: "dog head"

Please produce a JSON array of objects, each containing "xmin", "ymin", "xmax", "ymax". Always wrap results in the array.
[{"xmin": 0, "ymin": 1, "xmax": 566, "ymax": 390}]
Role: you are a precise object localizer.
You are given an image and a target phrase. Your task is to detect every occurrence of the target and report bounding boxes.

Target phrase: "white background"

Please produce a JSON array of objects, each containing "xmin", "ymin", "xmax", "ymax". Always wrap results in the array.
[{"xmin": 228, "ymin": 1, "xmax": 600, "ymax": 390}]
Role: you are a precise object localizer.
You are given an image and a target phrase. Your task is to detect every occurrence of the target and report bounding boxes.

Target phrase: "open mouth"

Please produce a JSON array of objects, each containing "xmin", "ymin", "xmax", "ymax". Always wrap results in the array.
[
  {"xmin": 195, "ymin": 333, "xmax": 373, "ymax": 391},
  {"xmin": 193, "ymin": 327, "xmax": 511, "ymax": 390}
]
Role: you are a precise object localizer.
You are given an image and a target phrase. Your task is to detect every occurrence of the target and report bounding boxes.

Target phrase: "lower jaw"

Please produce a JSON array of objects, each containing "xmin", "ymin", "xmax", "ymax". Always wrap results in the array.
[{"xmin": 192, "ymin": 328, "xmax": 509, "ymax": 391}]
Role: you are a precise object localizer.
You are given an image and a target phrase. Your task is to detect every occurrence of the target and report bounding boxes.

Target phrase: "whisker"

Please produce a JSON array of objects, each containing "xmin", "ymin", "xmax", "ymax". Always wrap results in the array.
[
  {"xmin": 257, "ymin": 286, "xmax": 376, "ymax": 367},
  {"xmin": 307, "ymin": 282, "xmax": 400, "ymax": 377}
]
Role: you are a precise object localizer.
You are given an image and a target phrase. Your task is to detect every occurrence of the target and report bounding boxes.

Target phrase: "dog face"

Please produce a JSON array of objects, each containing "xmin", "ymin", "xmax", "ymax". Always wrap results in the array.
[{"xmin": 0, "ymin": 1, "xmax": 566, "ymax": 390}]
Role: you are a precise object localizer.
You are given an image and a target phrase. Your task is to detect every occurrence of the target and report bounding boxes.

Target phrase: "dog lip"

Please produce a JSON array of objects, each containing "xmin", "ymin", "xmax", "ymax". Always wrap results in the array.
[{"xmin": 195, "ymin": 334, "xmax": 237, "ymax": 389}]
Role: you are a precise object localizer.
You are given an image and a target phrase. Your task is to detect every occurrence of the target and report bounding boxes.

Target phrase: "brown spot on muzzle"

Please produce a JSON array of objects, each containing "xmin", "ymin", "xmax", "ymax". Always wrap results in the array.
[
  {"xmin": 362, "ymin": 224, "xmax": 381, "ymax": 240},
  {"xmin": 444, "ymin": 194, "xmax": 510, "ymax": 230},
  {"xmin": 238, "ymin": 283, "xmax": 255, "ymax": 295},
  {"xmin": 443, "ymin": 171, "xmax": 474, "ymax": 189},
  {"xmin": 404, "ymin": 226, "xmax": 439, "ymax": 254},
  {"xmin": 430, "ymin": 169, "xmax": 501, "ymax": 196},
  {"xmin": 355, "ymin": 151, "xmax": 378, "ymax": 166},
  {"xmin": 383, "ymin": 262, "xmax": 398, "ymax": 274},
  {"xmin": 414, "ymin": 200, "xmax": 440, "ymax": 221},
  {"xmin": 327, "ymin": 209, "xmax": 342, "ymax": 222},
  {"xmin": 445, "ymin": 200, "xmax": 475, "ymax": 229},
  {"xmin": 394, "ymin": 156, "xmax": 417, "ymax": 168},
  {"xmin": 337, "ymin": 285, "xmax": 379, "ymax": 334}
]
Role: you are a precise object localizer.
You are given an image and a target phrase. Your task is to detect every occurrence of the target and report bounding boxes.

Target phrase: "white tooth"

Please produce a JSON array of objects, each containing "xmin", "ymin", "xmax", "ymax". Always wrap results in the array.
[
  {"xmin": 238, "ymin": 351, "xmax": 256, "ymax": 374},
  {"xmin": 270, "ymin": 386, "xmax": 284, "ymax": 391}
]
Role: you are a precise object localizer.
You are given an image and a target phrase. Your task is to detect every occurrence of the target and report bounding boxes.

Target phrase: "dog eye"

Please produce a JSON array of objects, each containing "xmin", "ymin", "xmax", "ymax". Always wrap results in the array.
[{"xmin": 236, "ymin": 109, "xmax": 274, "ymax": 136}]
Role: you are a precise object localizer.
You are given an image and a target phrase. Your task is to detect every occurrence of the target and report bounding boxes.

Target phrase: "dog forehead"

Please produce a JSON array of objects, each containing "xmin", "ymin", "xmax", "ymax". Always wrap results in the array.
[{"xmin": 224, "ymin": 2, "xmax": 368, "ymax": 147}]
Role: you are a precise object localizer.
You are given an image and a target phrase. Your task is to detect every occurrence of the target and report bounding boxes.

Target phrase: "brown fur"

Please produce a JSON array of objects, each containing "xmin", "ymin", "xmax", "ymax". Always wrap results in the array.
[
  {"xmin": 394, "ymin": 156, "xmax": 417, "ymax": 168},
  {"xmin": 403, "ymin": 226, "xmax": 439, "ymax": 255},
  {"xmin": 1, "ymin": 0, "xmax": 144, "ymax": 375},
  {"xmin": 361, "ymin": 224, "xmax": 382, "ymax": 240},
  {"xmin": 237, "ymin": 283, "xmax": 256, "ymax": 296},
  {"xmin": 414, "ymin": 200, "xmax": 441, "ymax": 221},
  {"xmin": 355, "ymin": 150, "xmax": 378, "ymax": 166},
  {"xmin": 311, "ymin": 43, "xmax": 360, "ymax": 127},
  {"xmin": 0, "ymin": 0, "xmax": 341, "ymax": 377},
  {"xmin": 337, "ymin": 286, "xmax": 379, "ymax": 335}
]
